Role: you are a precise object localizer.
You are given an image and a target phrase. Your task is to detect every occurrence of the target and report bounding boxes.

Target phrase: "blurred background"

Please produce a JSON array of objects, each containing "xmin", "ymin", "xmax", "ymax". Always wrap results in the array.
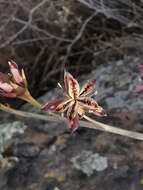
[{"xmin": 0, "ymin": 0, "xmax": 143, "ymax": 190}]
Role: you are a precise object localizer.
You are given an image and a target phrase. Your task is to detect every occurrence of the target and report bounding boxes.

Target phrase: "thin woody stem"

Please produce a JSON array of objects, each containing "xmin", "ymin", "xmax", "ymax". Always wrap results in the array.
[
  {"xmin": 83, "ymin": 115, "xmax": 143, "ymax": 141},
  {"xmin": 1, "ymin": 104, "xmax": 143, "ymax": 140},
  {"xmin": 0, "ymin": 104, "xmax": 63, "ymax": 122}
]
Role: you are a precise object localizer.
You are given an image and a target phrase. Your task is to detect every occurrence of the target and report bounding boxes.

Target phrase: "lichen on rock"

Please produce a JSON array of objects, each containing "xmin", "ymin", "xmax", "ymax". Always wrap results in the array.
[
  {"xmin": 71, "ymin": 150, "xmax": 108, "ymax": 177},
  {"xmin": 0, "ymin": 121, "xmax": 27, "ymax": 154},
  {"xmin": 0, "ymin": 121, "xmax": 27, "ymax": 189}
]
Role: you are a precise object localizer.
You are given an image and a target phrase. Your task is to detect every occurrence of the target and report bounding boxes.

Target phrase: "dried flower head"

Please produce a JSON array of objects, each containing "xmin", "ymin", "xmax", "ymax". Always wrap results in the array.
[
  {"xmin": 43, "ymin": 71, "xmax": 106, "ymax": 132},
  {"xmin": 0, "ymin": 60, "xmax": 27, "ymax": 97}
]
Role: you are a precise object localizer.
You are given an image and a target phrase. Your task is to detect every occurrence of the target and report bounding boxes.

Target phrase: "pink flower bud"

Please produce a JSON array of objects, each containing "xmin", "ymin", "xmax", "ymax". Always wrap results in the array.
[{"xmin": 0, "ymin": 61, "xmax": 27, "ymax": 98}]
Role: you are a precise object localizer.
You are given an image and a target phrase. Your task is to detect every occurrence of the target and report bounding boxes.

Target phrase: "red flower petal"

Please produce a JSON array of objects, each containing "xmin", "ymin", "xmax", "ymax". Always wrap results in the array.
[
  {"xmin": 42, "ymin": 100, "xmax": 62, "ymax": 111},
  {"xmin": 80, "ymin": 79, "xmax": 96, "ymax": 96},
  {"xmin": 0, "ymin": 82, "xmax": 13, "ymax": 93},
  {"xmin": 67, "ymin": 101, "xmax": 78, "ymax": 119},
  {"xmin": 91, "ymin": 106, "xmax": 107, "ymax": 116},
  {"xmin": 78, "ymin": 97, "xmax": 106, "ymax": 116},
  {"xmin": 8, "ymin": 61, "xmax": 23, "ymax": 84},
  {"xmin": 77, "ymin": 105, "xmax": 85, "ymax": 117},
  {"xmin": 78, "ymin": 97, "xmax": 98, "ymax": 110},
  {"xmin": 0, "ymin": 72, "xmax": 16, "ymax": 97},
  {"xmin": 64, "ymin": 71, "xmax": 80, "ymax": 99},
  {"xmin": 67, "ymin": 101, "xmax": 79, "ymax": 131},
  {"xmin": 56, "ymin": 99, "xmax": 72, "ymax": 112},
  {"xmin": 0, "ymin": 89, "xmax": 16, "ymax": 97},
  {"xmin": 68, "ymin": 116, "xmax": 79, "ymax": 132}
]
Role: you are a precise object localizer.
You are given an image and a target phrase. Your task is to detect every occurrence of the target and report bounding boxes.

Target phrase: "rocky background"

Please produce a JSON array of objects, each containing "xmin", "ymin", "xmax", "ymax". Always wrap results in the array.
[{"xmin": 0, "ymin": 0, "xmax": 143, "ymax": 190}]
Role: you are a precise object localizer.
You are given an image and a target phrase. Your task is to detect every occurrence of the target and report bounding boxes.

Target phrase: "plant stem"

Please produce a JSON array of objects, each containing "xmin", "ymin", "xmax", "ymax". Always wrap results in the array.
[
  {"xmin": 1, "ymin": 104, "xmax": 143, "ymax": 140},
  {"xmin": 20, "ymin": 91, "xmax": 42, "ymax": 109},
  {"xmin": 83, "ymin": 115, "xmax": 143, "ymax": 141}
]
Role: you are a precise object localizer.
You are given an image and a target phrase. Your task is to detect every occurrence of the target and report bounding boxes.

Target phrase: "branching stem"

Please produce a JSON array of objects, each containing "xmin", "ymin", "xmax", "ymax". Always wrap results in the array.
[{"xmin": 1, "ymin": 104, "xmax": 143, "ymax": 141}]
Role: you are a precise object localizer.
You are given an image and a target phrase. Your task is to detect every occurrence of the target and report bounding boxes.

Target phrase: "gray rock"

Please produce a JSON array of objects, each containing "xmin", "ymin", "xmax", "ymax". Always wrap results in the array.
[
  {"xmin": 106, "ymin": 96, "xmax": 125, "ymax": 109},
  {"xmin": 71, "ymin": 151, "xmax": 108, "ymax": 177},
  {"xmin": 0, "ymin": 121, "xmax": 27, "ymax": 189},
  {"xmin": 82, "ymin": 56, "xmax": 142, "ymax": 113},
  {"xmin": 0, "ymin": 121, "xmax": 27, "ymax": 154},
  {"xmin": 13, "ymin": 143, "xmax": 40, "ymax": 158}
]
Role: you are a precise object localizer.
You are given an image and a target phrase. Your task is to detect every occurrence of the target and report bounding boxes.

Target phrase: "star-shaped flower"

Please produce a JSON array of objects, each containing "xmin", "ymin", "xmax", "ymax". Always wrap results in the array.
[{"xmin": 43, "ymin": 71, "xmax": 106, "ymax": 132}]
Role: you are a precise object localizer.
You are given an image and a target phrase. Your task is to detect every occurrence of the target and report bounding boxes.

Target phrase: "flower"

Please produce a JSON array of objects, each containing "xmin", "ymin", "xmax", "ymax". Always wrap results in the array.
[
  {"xmin": 0, "ymin": 60, "xmax": 27, "ymax": 97},
  {"xmin": 42, "ymin": 71, "xmax": 106, "ymax": 132},
  {"xmin": 0, "ymin": 60, "xmax": 41, "ymax": 108}
]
